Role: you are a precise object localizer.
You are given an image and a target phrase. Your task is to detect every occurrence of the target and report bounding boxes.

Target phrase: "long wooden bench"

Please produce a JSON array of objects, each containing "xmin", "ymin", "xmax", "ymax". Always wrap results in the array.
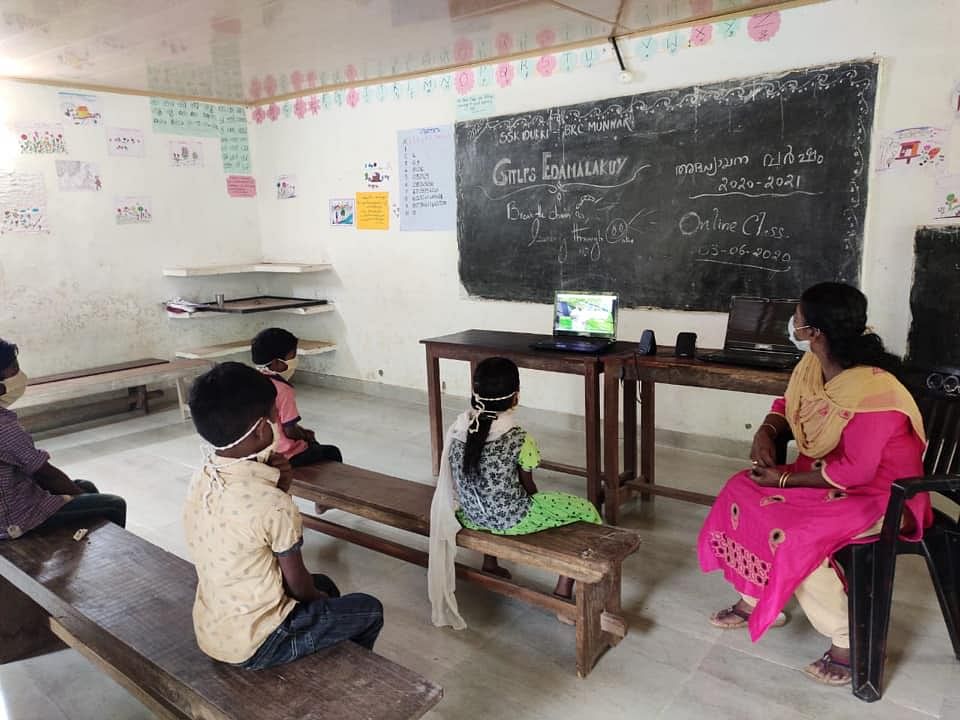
[
  {"xmin": 18, "ymin": 358, "xmax": 209, "ymax": 421},
  {"xmin": 175, "ymin": 339, "xmax": 337, "ymax": 360},
  {"xmin": 291, "ymin": 462, "xmax": 641, "ymax": 678},
  {"xmin": 0, "ymin": 521, "xmax": 442, "ymax": 720}
]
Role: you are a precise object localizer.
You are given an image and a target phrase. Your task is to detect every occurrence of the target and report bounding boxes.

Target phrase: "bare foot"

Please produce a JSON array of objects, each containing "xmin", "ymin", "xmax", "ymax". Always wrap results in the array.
[{"xmin": 803, "ymin": 646, "xmax": 851, "ymax": 686}]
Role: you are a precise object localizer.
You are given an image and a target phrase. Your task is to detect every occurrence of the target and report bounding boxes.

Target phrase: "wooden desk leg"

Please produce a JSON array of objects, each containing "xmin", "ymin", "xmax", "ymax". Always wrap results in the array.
[
  {"xmin": 585, "ymin": 363, "xmax": 601, "ymax": 513},
  {"xmin": 602, "ymin": 362, "xmax": 621, "ymax": 525},
  {"xmin": 623, "ymin": 378, "xmax": 637, "ymax": 481},
  {"xmin": 426, "ymin": 350, "xmax": 443, "ymax": 476},
  {"xmin": 0, "ymin": 575, "xmax": 65, "ymax": 664},
  {"xmin": 640, "ymin": 379, "xmax": 655, "ymax": 504}
]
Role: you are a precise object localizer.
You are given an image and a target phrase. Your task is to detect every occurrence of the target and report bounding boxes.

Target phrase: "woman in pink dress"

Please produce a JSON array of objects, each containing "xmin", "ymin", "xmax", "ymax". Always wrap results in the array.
[{"xmin": 698, "ymin": 282, "xmax": 930, "ymax": 685}]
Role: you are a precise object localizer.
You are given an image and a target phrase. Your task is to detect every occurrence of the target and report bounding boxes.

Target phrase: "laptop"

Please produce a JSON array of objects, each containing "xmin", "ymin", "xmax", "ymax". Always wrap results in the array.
[
  {"xmin": 698, "ymin": 296, "xmax": 802, "ymax": 370},
  {"xmin": 531, "ymin": 291, "xmax": 618, "ymax": 353}
]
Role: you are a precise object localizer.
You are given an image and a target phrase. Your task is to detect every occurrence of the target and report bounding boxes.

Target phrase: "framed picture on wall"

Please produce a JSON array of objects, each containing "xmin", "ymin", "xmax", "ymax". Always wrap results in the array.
[{"xmin": 329, "ymin": 197, "xmax": 355, "ymax": 227}]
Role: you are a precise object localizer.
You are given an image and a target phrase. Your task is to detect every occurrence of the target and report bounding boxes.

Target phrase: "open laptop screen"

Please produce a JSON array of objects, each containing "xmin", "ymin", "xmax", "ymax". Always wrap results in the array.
[
  {"xmin": 554, "ymin": 292, "xmax": 618, "ymax": 339},
  {"xmin": 725, "ymin": 297, "xmax": 798, "ymax": 353}
]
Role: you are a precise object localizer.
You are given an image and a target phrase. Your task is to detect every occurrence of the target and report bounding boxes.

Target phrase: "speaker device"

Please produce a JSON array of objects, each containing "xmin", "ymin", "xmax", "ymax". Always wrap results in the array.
[
  {"xmin": 637, "ymin": 329, "xmax": 657, "ymax": 356},
  {"xmin": 675, "ymin": 332, "xmax": 697, "ymax": 358}
]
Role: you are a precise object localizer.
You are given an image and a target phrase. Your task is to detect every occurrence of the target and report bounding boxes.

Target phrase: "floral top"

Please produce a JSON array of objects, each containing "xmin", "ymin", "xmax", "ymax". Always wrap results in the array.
[{"xmin": 448, "ymin": 427, "xmax": 541, "ymax": 531}]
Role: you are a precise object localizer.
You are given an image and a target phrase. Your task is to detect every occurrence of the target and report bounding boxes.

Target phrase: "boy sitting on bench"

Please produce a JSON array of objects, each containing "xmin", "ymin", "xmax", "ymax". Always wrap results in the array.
[
  {"xmin": 183, "ymin": 362, "xmax": 383, "ymax": 669},
  {"xmin": 0, "ymin": 339, "xmax": 126, "ymax": 540}
]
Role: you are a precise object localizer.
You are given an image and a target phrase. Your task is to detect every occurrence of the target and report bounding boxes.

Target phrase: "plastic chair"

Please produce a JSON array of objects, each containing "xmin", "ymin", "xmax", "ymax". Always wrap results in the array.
[{"xmin": 839, "ymin": 386, "xmax": 960, "ymax": 702}]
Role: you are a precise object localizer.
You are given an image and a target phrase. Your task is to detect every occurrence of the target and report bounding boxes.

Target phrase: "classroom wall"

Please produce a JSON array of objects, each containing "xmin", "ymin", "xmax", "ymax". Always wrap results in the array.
[
  {"xmin": 0, "ymin": 82, "xmax": 266, "ymax": 376},
  {"xmin": 250, "ymin": 0, "xmax": 960, "ymax": 447}
]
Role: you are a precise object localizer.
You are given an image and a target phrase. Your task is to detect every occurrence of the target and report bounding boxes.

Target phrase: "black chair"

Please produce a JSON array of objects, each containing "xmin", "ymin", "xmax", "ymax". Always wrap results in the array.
[{"xmin": 839, "ymin": 386, "xmax": 960, "ymax": 702}]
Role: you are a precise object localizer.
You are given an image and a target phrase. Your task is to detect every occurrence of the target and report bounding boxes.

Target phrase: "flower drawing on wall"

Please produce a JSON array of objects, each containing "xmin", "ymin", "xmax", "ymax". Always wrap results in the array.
[
  {"xmin": 306, "ymin": 70, "xmax": 318, "ymax": 88},
  {"xmin": 308, "ymin": 95, "xmax": 320, "ymax": 115},
  {"xmin": 248, "ymin": 77, "xmax": 262, "ymax": 100},
  {"xmin": 345, "ymin": 64, "xmax": 359, "ymax": 82},
  {"xmin": 264, "ymin": 74, "xmax": 278, "ymax": 96},
  {"xmin": 495, "ymin": 32, "xmax": 513, "ymax": 55},
  {"xmin": 690, "ymin": 24, "xmax": 713, "ymax": 46},
  {"xmin": 536, "ymin": 28, "xmax": 556, "ymax": 48},
  {"xmin": 747, "ymin": 12, "xmax": 781, "ymax": 42},
  {"xmin": 536, "ymin": 54, "xmax": 557, "ymax": 77},
  {"xmin": 291, "ymin": 70, "xmax": 304, "ymax": 91},
  {"xmin": 251, "ymin": 106, "xmax": 266, "ymax": 124},
  {"xmin": 294, "ymin": 97, "xmax": 307, "ymax": 118},
  {"xmin": 495, "ymin": 62, "xmax": 514, "ymax": 88},
  {"xmin": 346, "ymin": 88, "xmax": 360, "ymax": 108},
  {"xmin": 266, "ymin": 103, "xmax": 280, "ymax": 121},
  {"xmin": 454, "ymin": 69, "xmax": 475, "ymax": 95},
  {"xmin": 454, "ymin": 36, "xmax": 474, "ymax": 63}
]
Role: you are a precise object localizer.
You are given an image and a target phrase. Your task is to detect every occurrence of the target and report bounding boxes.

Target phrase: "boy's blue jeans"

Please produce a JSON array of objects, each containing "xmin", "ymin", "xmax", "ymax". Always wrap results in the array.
[
  {"xmin": 240, "ymin": 574, "xmax": 384, "ymax": 670},
  {"xmin": 35, "ymin": 480, "xmax": 127, "ymax": 530}
]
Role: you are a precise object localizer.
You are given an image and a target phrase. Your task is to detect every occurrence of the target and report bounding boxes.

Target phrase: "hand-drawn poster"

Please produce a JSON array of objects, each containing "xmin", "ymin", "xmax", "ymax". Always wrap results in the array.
[
  {"xmin": 276, "ymin": 175, "xmax": 297, "ymax": 199},
  {"xmin": 169, "ymin": 140, "xmax": 203, "ymax": 167},
  {"xmin": 216, "ymin": 104, "xmax": 250, "ymax": 173},
  {"xmin": 107, "ymin": 127, "xmax": 145, "ymax": 157},
  {"xmin": 398, "ymin": 125, "xmax": 456, "ymax": 231},
  {"xmin": 114, "ymin": 196, "xmax": 152, "ymax": 224},
  {"xmin": 329, "ymin": 198, "xmax": 355, "ymax": 226},
  {"xmin": 363, "ymin": 161, "xmax": 391, "ymax": 189},
  {"xmin": 356, "ymin": 192, "xmax": 389, "ymax": 229},
  {"xmin": 17, "ymin": 124, "xmax": 67, "ymax": 154},
  {"xmin": 55, "ymin": 160, "xmax": 102, "ymax": 191},
  {"xmin": 0, "ymin": 172, "xmax": 48, "ymax": 234},
  {"xmin": 58, "ymin": 91, "xmax": 101, "ymax": 126},
  {"xmin": 226, "ymin": 175, "xmax": 256, "ymax": 197},
  {"xmin": 876, "ymin": 127, "xmax": 947, "ymax": 173},
  {"xmin": 933, "ymin": 175, "xmax": 960, "ymax": 220}
]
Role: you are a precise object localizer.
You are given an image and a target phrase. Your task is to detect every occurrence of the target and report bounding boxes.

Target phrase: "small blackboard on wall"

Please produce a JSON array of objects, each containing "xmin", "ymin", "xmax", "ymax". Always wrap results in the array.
[
  {"xmin": 908, "ymin": 226, "xmax": 960, "ymax": 368},
  {"xmin": 455, "ymin": 60, "xmax": 878, "ymax": 311}
]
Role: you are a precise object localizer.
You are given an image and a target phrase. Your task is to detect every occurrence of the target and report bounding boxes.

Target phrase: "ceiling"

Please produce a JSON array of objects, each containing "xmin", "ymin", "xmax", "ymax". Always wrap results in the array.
[{"xmin": 0, "ymin": 0, "xmax": 817, "ymax": 104}]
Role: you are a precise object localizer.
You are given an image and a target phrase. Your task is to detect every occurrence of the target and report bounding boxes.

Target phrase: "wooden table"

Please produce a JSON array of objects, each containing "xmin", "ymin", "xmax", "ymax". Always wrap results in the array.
[
  {"xmin": 600, "ymin": 347, "xmax": 792, "ymax": 523},
  {"xmin": 421, "ymin": 330, "xmax": 638, "ymax": 512}
]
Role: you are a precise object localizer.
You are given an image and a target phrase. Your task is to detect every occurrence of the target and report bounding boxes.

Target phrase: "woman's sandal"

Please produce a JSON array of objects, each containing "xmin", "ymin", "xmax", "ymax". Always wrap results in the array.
[
  {"xmin": 709, "ymin": 605, "xmax": 787, "ymax": 629},
  {"xmin": 803, "ymin": 652, "xmax": 852, "ymax": 686}
]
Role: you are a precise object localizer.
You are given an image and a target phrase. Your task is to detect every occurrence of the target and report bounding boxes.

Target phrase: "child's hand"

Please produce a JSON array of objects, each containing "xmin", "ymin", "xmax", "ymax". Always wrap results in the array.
[{"xmin": 267, "ymin": 453, "xmax": 293, "ymax": 492}]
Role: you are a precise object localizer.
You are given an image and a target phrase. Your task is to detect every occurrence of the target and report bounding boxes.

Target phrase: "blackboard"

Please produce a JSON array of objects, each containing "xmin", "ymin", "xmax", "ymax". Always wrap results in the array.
[
  {"xmin": 908, "ymin": 226, "xmax": 960, "ymax": 368},
  {"xmin": 455, "ymin": 60, "xmax": 878, "ymax": 311}
]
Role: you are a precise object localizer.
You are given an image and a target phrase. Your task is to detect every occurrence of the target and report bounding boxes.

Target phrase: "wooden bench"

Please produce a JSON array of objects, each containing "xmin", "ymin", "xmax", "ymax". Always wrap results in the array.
[
  {"xmin": 19, "ymin": 358, "xmax": 209, "ymax": 421},
  {"xmin": 291, "ymin": 462, "xmax": 641, "ymax": 678},
  {"xmin": 0, "ymin": 521, "xmax": 442, "ymax": 720},
  {"xmin": 175, "ymin": 339, "xmax": 337, "ymax": 360}
]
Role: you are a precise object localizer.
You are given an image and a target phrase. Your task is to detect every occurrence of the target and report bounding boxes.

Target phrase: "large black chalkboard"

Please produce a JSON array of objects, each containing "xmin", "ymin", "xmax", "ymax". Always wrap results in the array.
[
  {"xmin": 455, "ymin": 60, "xmax": 878, "ymax": 311},
  {"xmin": 908, "ymin": 226, "xmax": 960, "ymax": 368}
]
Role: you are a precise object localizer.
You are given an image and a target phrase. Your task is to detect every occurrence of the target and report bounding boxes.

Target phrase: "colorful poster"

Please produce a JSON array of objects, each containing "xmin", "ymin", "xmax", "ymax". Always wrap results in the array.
[
  {"xmin": 226, "ymin": 175, "xmax": 256, "ymax": 197},
  {"xmin": 356, "ymin": 192, "xmax": 389, "ymax": 230},
  {"xmin": 0, "ymin": 172, "xmax": 48, "ymax": 234},
  {"xmin": 876, "ymin": 127, "xmax": 947, "ymax": 173},
  {"xmin": 329, "ymin": 198, "xmax": 355, "ymax": 226},
  {"xmin": 363, "ymin": 161, "xmax": 391, "ymax": 189},
  {"xmin": 169, "ymin": 140, "xmax": 203, "ymax": 167},
  {"xmin": 398, "ymin": 125, "xmax": 456, "ymax": 231},
  {"xmin": 933, "ymin": 175, "xmax": 960, "ymax": 220},
  {"xmin": 58, "ymin": 91, "xmax": 101, "ymax": 126},
  {"xmin": 455, "ymin": 93, "xmax": 496, "ymax": 120},
  {"xmin": 216, "ymin": 104, "xmax": 250, "ymax": 173},
  {"xmin": 55, "ymin": 160, "xmax": 102, "ymax": 191},
  {"xmin": 17, "ymin": 124, "xmax": 67, "ymax": 154},
  {"xmin": 276, "ymin": 174, "xmax": 297, "ymax": 199},
  {"xmin": 106, "ymin": 127, "xmax": 145, "ymax": 157},
  {"xmin": 114, "ymin": 196, "xmax": 152, "ymax": 224}
]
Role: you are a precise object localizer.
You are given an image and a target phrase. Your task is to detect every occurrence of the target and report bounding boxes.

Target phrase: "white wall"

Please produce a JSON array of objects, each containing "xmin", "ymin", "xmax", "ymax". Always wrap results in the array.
[
  {"xmin": 0, "ymin": 82, "xmax": 266, "ymax": 376},
  {"xmin": 251, "ymin": 0, "xmax": 960, "ymax": 444}
]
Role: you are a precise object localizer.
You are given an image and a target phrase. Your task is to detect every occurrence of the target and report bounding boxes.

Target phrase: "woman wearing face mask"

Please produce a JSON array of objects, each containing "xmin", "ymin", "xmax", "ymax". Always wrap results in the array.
[
  {"xmin": 697, "ymin": 283, "xmax": 930, "ymax": 686},
  {"xmin": 0, "ymin": 339, "xmax": 126, "ymax": 540}
]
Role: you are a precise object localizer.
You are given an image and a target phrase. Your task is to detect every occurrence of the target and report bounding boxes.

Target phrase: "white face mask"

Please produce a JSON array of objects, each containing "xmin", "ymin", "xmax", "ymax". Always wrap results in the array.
[
  {"xmin": 0, "ymin": 370, "xmax": 28, "ymax": 409},
  {"xmin": 787, "ymin": 316, "xmax": 812, "ymax": 353},
  {"xmin": 278, "ymin": 355, "xmax": 299, "ymax": 382},
  {"xmin": 208, "ymin": 417, "xmax": 278, "ymax": 465}
]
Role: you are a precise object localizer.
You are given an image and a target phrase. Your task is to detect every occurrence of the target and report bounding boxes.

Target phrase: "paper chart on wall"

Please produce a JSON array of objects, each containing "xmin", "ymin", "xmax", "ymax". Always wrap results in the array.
[
  {"xmin": 0, "ymin": 171, "xmax": 48, "ymax": 234},
  {"xmin": 150, "ymin": 98, "xmax": 219, "ymax": 137},
  {"xmin": 17, "ymin": 124, "xmax": 67, "ymax": 154},
  {"xmin": 933, "ymin": 175, "xmax": 960, "ymax": 220},
  {"xmin": 398, "ymin": 125, "xmax": 456, "ymax": 231},
  {"xmin": 58, "ymin": 91, "xmax": 101, "ymax": 126},
  {"xmin": 876, "ymin": 127, "xmax": 947, "ymax": 173},
  {"xmin": 329, "ymin": 198, "xmax": 355, "ymax": 226},
  {"xmin": 276, "ymin": 174, "xmax": 297, "ymax": 199},
  {"xmin": 106, "ymin": 127, "xmax": 145, "ymax": 157},
  {"xmin": 226, "ymin": 175, "xmax": 256, "ymax": 197},
  {"xmin": 114, "ymin": 196, "xmax": 152, "ymax": 224},
  {"xmin": 55, "ymin": 160, "xmax": 102, "ymax": 191},
  {"xmin": 216, "ymin": 104, "xmax": 250, "ymax": 173},
  {"xmin": 356, "ymin": 192, "xmax": 389, "ymax": 229},
  {"xmin": 169, "ymin": 140, "xmax": 203, "ymax": 167},
  {"xmin": 455, "ymin": 94, "xmax": 495, "ymax": 121}
]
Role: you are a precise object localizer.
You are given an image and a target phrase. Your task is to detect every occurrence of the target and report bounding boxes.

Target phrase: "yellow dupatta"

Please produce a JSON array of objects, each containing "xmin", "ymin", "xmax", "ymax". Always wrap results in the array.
[{"xmin": 783, "ymin": 352, "xmax": 926, "ymax": 459}]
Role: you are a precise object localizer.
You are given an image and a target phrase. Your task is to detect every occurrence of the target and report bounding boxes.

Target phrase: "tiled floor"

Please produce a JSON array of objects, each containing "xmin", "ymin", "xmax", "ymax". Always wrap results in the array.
[{"xmin": 3, "ymin": 385, "xmax": 959, "ymax": 719}]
